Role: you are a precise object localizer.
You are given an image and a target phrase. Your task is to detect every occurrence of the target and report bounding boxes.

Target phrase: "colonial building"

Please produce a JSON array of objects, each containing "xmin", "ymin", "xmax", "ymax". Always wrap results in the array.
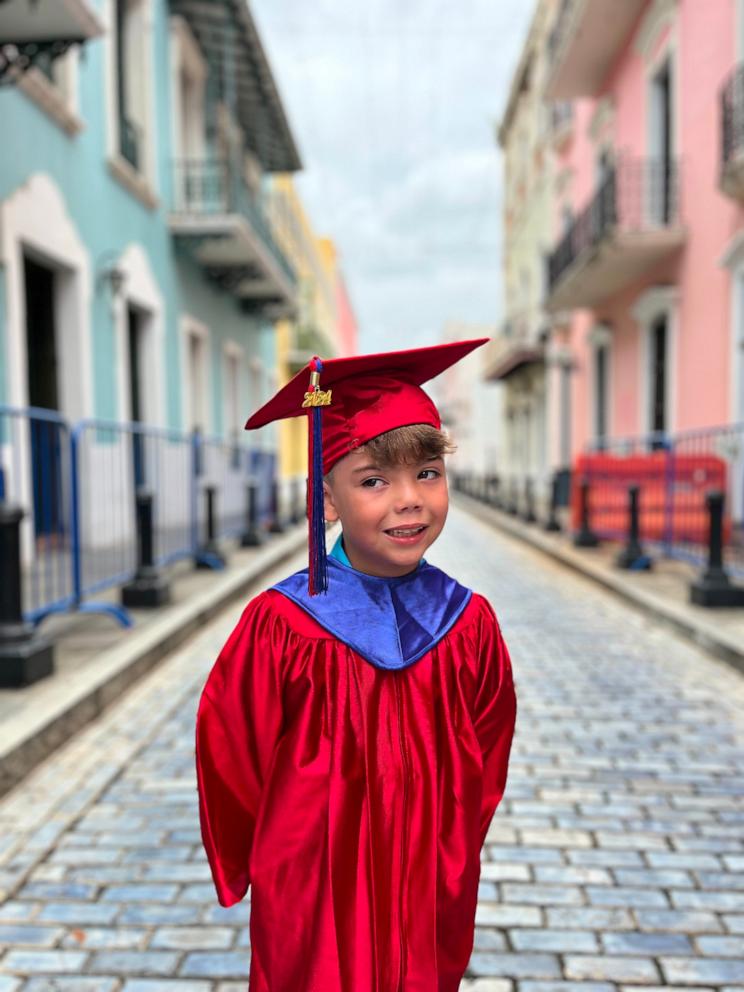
[
  {"xmin": 487, "ymin": 0, "xmax": 567, "ymax": 515},
  {"xmin": 545, "ymin": 0, "xmax": 744, "ymax": 448},
  {"xmin": 0, "ymin": 0, "xmax": 303, "ymax": 608},
  {"xmin": 269, "ymin": 175, "xmax": 358, "ymax": 511}
]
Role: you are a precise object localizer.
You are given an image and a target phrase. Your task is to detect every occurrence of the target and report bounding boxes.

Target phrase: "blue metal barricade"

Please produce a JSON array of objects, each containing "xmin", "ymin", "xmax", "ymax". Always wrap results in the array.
[
  {"xmin": 0, "ymin": 404, "xmax": 280, "ymax": 626},
  {"xmin": 0, "ymin": 405, "xmax": 75, "ymax": 622}
]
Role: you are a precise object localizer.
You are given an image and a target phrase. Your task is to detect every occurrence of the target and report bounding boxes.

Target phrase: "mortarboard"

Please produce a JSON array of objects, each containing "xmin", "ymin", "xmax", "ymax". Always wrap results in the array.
[{"xmin": 245, "ymin": 338, "xmax": 489, "ymax": 595}]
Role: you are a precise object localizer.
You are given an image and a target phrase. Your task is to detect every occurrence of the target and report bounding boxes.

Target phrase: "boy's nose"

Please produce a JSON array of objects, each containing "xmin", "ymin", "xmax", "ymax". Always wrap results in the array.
[{"xmin": 393, "ymin": 481, "xmax": 423, "ymax": 511}]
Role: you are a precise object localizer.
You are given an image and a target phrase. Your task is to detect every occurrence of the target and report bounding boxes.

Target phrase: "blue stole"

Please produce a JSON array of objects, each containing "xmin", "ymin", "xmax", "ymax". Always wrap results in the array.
[{"xmin": 272, "ymin": 533, "xmax": 472, "ymax": 671}]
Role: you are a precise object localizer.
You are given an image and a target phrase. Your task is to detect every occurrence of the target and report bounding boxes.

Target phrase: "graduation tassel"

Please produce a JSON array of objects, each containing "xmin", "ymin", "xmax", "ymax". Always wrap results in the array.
[{"xmin": 307, "ymin": 356, "xmax": 329, "ymax": 595}]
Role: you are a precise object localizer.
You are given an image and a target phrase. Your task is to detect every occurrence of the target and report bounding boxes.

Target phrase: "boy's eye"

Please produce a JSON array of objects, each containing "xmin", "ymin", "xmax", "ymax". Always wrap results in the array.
[
  {"xmin": 361, "ymin": 477, "xmax": 385, "ymax": 488},
  {"xmin": 419, "ymin": 469, "xmax": 441, "ymax": 480}
]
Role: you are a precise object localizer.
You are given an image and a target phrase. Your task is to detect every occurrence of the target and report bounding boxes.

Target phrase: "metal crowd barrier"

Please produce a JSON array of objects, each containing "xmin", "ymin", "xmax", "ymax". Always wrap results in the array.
[{"xmin": 0, "ymin": 405, "xmax": 278, "ymax": 626}]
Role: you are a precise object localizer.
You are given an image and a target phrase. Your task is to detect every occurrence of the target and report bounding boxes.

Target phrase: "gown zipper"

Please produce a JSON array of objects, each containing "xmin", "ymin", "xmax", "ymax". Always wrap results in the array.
[{"xmin": 394, "ymin": 674, "xmax": 409, "ymax": 992}]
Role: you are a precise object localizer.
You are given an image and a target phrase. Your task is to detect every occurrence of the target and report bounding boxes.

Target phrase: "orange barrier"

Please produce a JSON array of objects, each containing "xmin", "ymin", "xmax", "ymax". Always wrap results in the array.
[{"xmin": 571, "ymin": 452, "xmax": 730, "ymax": 543}]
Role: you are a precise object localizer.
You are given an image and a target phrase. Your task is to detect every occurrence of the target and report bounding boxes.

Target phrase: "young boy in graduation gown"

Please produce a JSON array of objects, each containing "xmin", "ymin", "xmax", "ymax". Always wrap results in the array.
[{"xmin": 195, "ymin": 338, "xmax": 517, "ymax": 992}]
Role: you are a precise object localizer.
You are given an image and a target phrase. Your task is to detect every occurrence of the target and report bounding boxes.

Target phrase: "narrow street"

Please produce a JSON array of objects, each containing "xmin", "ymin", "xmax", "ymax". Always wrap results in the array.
[{"xmin": 0, "ymin": 505, "xmax": 742, "ymax": 991}]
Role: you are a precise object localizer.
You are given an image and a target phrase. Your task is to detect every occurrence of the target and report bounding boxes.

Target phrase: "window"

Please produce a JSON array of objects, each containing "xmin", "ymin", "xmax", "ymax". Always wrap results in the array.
[
  {"xmin": 108, "ymin": 0, "xmax": 156, "ymax": 203},
  {"xmin": 649, "ymin": 56, "xmax": 674, "ymax": 224},
  {"xmin": 594, "ymin": 343, "xmax": 609, "ymax": 445},
  {"xmin": 649, "ymin": 314, "xmax": 668, "ymax": 436},
  {"xmin": 187, "ymin": 331, "xmax": 208, "ymax": 433}
]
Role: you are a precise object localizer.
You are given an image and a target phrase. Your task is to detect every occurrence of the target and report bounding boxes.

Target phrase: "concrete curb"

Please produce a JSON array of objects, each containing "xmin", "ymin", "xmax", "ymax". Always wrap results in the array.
[
  {"xmin": 456, "ymin": 492, "xmax": 744, "ymax": 678},
  {"xmin": 0, "ymin": 527, "xmax": 308, "ymax": 797}
]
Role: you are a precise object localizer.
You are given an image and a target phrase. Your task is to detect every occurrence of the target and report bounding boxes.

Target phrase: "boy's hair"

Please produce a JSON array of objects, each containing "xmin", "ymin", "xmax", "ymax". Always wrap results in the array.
[{"xmin": 325, "ymin": 425, "xmax": 456, "ymax": 482}]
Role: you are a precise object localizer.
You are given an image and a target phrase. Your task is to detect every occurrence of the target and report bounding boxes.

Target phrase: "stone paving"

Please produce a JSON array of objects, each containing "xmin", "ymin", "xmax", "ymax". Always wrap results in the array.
[{"xmin": 0, "ymin": 505, "xmax": 743, "ymax": 991}]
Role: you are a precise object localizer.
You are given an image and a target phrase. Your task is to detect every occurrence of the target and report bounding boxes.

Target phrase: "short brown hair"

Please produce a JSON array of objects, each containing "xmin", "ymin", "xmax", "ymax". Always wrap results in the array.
[{"xmin": 355, "ymin": 424, "xmax": 456, "ymax": 467}]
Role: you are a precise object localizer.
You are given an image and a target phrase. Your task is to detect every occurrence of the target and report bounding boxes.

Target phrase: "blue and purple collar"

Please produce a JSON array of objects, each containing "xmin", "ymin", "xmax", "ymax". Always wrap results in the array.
[{"xmin": 272, "ymin": 532, "xmax": 472, "ymax": 670}]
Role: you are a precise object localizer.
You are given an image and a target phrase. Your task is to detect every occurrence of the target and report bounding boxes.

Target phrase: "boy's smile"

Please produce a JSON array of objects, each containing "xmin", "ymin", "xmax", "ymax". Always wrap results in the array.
[{"xmin": 323, "ymin": 446, "xmax": 449, "ymax": 578}]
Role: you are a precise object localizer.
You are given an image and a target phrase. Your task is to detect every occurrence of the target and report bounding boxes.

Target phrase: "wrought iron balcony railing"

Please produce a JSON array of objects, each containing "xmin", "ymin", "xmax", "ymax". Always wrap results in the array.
[
  {"xmin": 548, "ymin": 158, "xmax": 680, "ymax": 293},
  {"xmin": 722, "ymin": 63, "xmax": 744, "ymax": 172},
  {"xmin": 172, "ymin": 159, "xmax": 295, "ymax": 286}
]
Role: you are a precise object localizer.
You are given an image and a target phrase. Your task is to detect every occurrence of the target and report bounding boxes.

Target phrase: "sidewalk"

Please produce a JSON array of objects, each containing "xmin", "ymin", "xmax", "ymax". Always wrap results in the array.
[
  {"xmin": 0, "ymin": 525, "xmax": 309, "ymax": 799},
  {"xmin": 454, "ymin": 492, "xmax": 744, "ymax": 677}
]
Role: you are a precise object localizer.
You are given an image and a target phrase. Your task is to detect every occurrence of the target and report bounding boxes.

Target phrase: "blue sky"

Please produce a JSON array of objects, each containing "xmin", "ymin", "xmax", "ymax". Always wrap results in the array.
[{"xmin": 251, "ymin": 1, "xmax": 534, "ymax": 352}]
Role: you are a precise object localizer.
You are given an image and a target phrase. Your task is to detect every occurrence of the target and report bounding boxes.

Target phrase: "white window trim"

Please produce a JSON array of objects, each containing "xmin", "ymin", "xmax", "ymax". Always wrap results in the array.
[
  {"xmin": 169, "ymin": 14, "xmax": 207, "ymax": 170},
  {"xmin": 0, "ymin": 173, "xmax": 93, "ymax": 565},
  {"xmin": 719, "ymin": 231, "xmax": 744, "ymax": 425},
  {"xmin": 181, "ymin": 315, "xmax": 212, "ymax": 435},
  {"xmin": 222, "ymin": 339, "xmax": 244, "ymax": 440},
  {"xmin": 634, "ymin": 0, "xmax": 678, "ymax": 63},
  {"xmin": 17, "ymin": 50, "xmax": 84, "ymax": 136},
  {"xmin": 737, "ymin": 0, "xmax": 744, "ymax": 63},
  {"xmin": 112, "ymin": 243, "xmax": 165, "ymax": 428},
  {"xmin": 103, "ymin": 0, "xmax": 159, "ymax": 209},
  {"xmin": 632, "ymin": 286, "xmax": 679, "ymax": 436},
  {"xmin": 587, "ymin": 323, "xmax": 613, "ymax": 443}
]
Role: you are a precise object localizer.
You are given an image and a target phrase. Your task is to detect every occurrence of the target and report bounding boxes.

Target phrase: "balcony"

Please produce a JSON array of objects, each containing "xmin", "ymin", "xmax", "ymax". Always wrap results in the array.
[
  {"xmin": 547, "ymin": 0, "xmax": 646, "ymax": 99},
  {"xmin": 546, "ymin": 159, "xmax": 685, "ymax": 311},
  {"xmin": 484, "ymin": 313, "xmax": 546, "ymax": 382},
  {"xmin": 169, "ymin": 159, "xmax": 297, "ymax": 319},
  {"xmin": 721, "ymin": 63, "xmax": 744, "ymax": 200},
  {"xmin": 0, "ymin": 0, "xmax": 103, "ymax": 83}
]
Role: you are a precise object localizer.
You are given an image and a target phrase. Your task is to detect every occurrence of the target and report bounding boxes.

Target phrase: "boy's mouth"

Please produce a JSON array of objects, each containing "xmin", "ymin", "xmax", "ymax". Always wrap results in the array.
[{"xmin": 383, "ymin": 524, "xmax": 428, "ymax": 543}]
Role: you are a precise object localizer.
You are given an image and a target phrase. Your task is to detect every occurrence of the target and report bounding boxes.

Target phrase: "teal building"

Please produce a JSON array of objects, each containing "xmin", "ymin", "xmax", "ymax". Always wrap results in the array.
[{"xmin": 0, "ymin": 0, "xmax": 300, "ymax": 442}]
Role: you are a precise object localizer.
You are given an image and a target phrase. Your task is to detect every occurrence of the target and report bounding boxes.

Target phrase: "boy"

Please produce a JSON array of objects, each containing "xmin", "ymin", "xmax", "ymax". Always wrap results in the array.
[{"xmin": 195, "ymin": 339, "xmax": 517, "ymax": 992}]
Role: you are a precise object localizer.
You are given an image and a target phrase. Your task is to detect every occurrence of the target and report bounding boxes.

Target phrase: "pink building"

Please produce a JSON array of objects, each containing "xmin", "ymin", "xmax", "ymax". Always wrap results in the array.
[
  {"xmin": 545, "ymin": 0, "xmax": 744, "ymax": 466},
  {"xmin": 335, "ymin": 271, "xmax": 359, "ymax": 356}
]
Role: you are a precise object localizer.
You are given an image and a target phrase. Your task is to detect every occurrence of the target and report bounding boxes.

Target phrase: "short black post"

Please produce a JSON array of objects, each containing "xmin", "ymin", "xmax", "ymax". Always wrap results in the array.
[
  {"xmin": 240, "ymin": 479, "xmax": 264, "ymax": 547},
  {"xmin": 269, "ymin": 478, "xmax": 285, "ymax": 534},
  {"xmin": 522, "ymin": 478, "xmax": 537, "ymax": 523},
  {"xmin": 690, "ymin": 490, "xmax": 744, "ymax": 606},
  {"xmin": 573, "ymin": 479, "xmax": 600, "ymax": 547},
  {"xmin": 122, "ymin": 490, "xmax": 171, "ymax": 607},
  {"xmin": 615, "ymin": 485, "xmax": 652, "ymax": 570},
  {"xmin": 196, "ymin": 485, "xmax": 227, "ymax": 568},
  {"xmin": 507, "ymin": 479, "xmax": 519, "ymax": 515},
  {"xmin": 0, "ymin": 504, "xmax": 54, "ymax": 687},
  {"xmin": 544, "ymin": 472, "xmax": 562, "ymax": 532}
]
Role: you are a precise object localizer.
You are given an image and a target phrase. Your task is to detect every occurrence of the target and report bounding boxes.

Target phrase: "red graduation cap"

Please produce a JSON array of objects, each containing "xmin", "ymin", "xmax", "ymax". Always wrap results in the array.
[{"xmin": 245, "ymin": 338, "xmax": 489, "ymax": 594}]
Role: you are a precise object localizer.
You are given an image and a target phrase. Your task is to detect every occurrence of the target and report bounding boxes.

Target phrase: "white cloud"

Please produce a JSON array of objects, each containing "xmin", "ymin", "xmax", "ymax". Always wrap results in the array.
[{"xmin": 252, "ymin": 0, "xmax": 534, "ymax": 352}]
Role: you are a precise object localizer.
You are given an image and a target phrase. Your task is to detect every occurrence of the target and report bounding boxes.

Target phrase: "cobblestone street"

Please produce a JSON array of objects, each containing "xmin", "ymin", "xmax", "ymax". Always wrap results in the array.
[{"xmin": 0, "ymin": 505, "xmax": 743, "ymax": 991}]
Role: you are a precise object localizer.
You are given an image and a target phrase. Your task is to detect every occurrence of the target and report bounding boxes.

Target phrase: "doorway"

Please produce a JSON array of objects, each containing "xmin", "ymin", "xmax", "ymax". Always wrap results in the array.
[
  {"xmin": 649, "ymin": 313, "xmax": 668, "ymax": 443},
  {"xmin": 24, "ymin": 255, "xmax": 65, "ymax": 541},
  {"xmin": 127, "ymin": 303, "xmax": 146, "ymax": 490},
  {"xmin": 650, "ymin": 58, "xmax": 673, "ymax": 224}
]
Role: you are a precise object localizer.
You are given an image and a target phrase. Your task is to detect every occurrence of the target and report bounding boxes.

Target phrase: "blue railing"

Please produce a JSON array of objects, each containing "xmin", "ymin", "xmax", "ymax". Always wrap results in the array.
[
  {"xmin": 172, "ymin": 158, "xmax": 296, "ymax": 287},
  {"xmin": 0, "ymin": 405, "xmax": 278, "ymax": 626}
]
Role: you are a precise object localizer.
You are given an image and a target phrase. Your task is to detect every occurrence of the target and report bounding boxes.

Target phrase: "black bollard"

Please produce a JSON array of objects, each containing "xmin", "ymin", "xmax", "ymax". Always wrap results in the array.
[
  {"xmin": 196, "ymin": 485, "xmax": 227, "ymax": 568},
  {"xmin": 573, "ymin": 479, "xmax": 600, "ymax": 547},
  {"xmin": 122, "ymin": 490, "xmax": 171, "ymax": 607},
  {"xmin": 522, "ymin": 478, "xmax": 537, "ymax": 524},
  {"xmin": 615, "ymin": 485, "xmax": 652, "ymax": 570},
  {"xmin": 240, "ymin": 479, "xmax": 264, "ymax": 547},
  {"xmin": 690, "ymin": 490, "xmax": 744, "ymax": 606},
  {"xmin": 269, "ymin": 478, "xmax": 286, "ymax": 534},
  {"xmin": 507, "ymin": 479, "xmax": 519, "ymax": 515},
  {"xmin": 0, "ymin": 504, "xmax": 54, "ymax": 687},
  {"xmin": 544, "ymin": 473, "xmax": 562, "ymax": 532}
]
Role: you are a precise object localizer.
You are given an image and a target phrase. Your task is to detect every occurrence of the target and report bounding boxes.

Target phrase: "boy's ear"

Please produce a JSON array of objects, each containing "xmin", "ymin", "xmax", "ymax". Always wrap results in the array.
[{"xmin": 323, "ymin": 479, "xmax": 340, "ymax": 523}]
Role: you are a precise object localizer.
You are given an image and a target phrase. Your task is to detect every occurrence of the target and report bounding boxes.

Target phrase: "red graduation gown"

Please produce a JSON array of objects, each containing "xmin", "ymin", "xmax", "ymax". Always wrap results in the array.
[{"xmin": 195, "ymin": 588, "xmax": 516, "ymax": 992}]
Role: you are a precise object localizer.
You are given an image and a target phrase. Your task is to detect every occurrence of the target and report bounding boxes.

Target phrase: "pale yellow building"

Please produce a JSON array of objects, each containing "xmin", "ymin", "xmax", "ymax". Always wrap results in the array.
[
  {"xmin": 268, "ymin": 176, "xmax": 344, "ymax": 508},
  {"xmin": 488, "ymin": 0, "xmax": 570, "ymax": 515}
]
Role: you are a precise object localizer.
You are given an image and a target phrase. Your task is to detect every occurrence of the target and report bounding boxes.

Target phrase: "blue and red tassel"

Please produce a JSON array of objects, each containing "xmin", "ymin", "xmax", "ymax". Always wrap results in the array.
[{"xmin": 307, "ymin": 356, "xmax": 328, "ymax": 595}]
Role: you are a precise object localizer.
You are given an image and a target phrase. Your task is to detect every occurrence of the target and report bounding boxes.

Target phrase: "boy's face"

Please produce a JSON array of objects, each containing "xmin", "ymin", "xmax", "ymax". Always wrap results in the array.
[{"xmin": 323, "ymin": 447, "xmax": 449, "ymax": 578}]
